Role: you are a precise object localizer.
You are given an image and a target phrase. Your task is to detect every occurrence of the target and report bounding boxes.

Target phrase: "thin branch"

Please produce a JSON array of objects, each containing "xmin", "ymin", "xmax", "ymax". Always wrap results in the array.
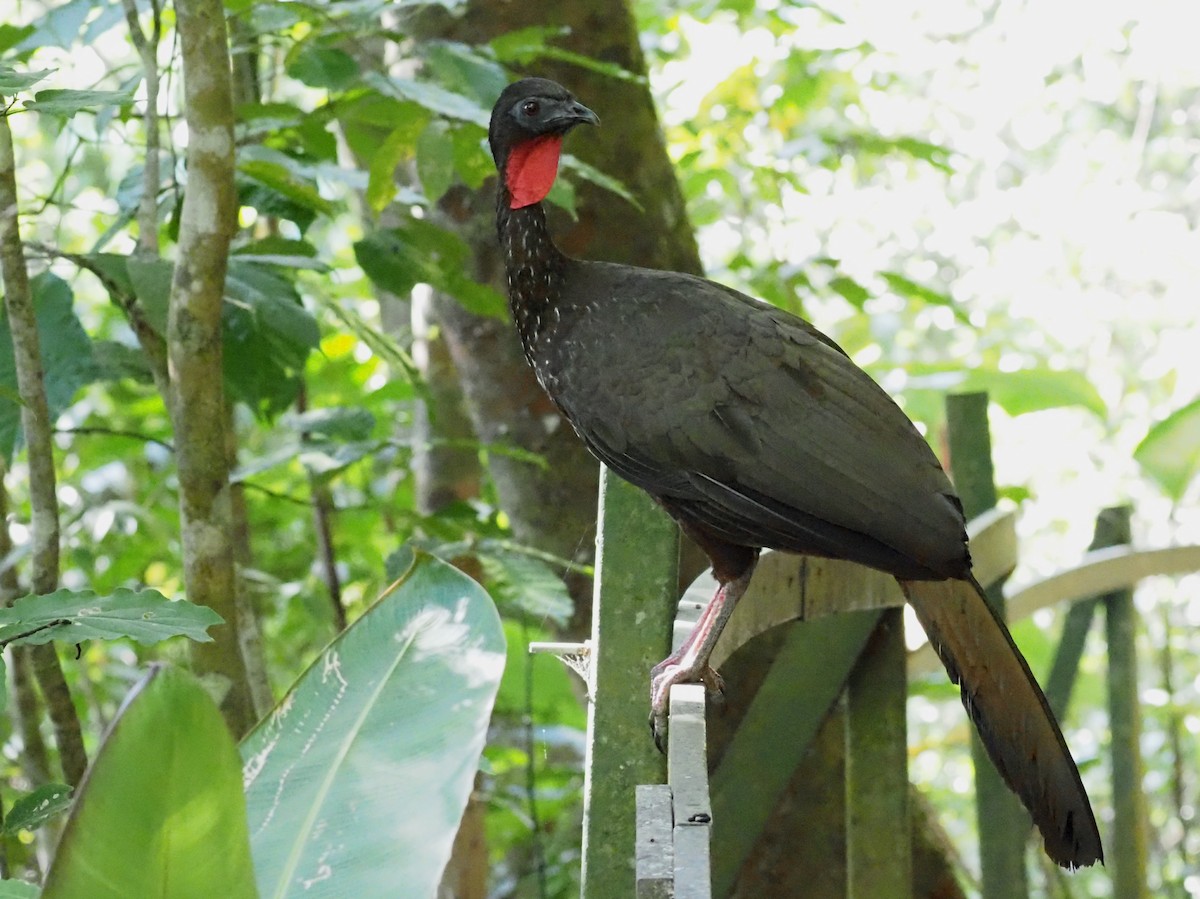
[
  {"xmin": 238, "ymin": 479, "xmax": 317, "ymax": 508},
  {"xmin": 54, "ymin": 426, "xmax": 173, "ymax": 451},
  {"xmin": 0, "ymin": 620, "xmax": 72, "ymax": 651},
  {"xmin": 27, "ymin": 243, "xmax": 169, "ymax": 394},
  {"xmin": 122, "ymin": 0, "xmax": 162, "ymax": 256},
  {"xmin": 0, "ymin": 103, "xmax": 87, "ymax": 787},
  {"xmin": 296, "ymin": 384, "xmax": 346, "ymax": 631},
  {"xmin": 0, "ymin": 461, "xmax": 50, "ymax": 792}
]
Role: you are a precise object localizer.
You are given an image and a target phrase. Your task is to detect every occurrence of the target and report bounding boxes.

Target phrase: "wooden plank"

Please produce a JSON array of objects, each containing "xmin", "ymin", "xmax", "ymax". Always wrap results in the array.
[
  {"xmin": 909, "ymin": 544, "xmax": 1200, "ymax": 677},
  {"xmin": 691, "ymin": 510, "xmax": 1014, "ymax": 672},
  {"xmin": 1008, "ymin": 544, "xmax": 1200, "ymax": 620},
  {"xmin": 636, "ymin": 785, "xmax": 674, "ymax": 899},
  {"xmin": 845, "ymin": 608, "xmax": 911, "ymax": 898},
  {"xmin": 966, "ymin": 506, "xmax": 1018, "ymax": 590},
  {"xmin": 668, "ymin": 685, "xmax": 712, "ymax": 828},
  {"xmin": 946, "ymin": 391, "xmax": 1027, "ymax": 899},
  {"xmin": 710, "ymin": 611, "xmax": 880, "ymax": 897},
  {"xmin": 581, "ymin": 468, "xmax": 680, "ymax": 899},
  {"xmin": 668, "ymin": 685, "xmax": 711, "ymax": 899},
  {"xmin": 705, "ymin": 556, "xmax": 898, "ymax": 670}
]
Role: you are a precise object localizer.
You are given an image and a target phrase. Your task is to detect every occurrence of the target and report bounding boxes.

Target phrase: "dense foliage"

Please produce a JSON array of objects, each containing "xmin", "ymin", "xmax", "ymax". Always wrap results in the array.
[{"xmin": 0, "ymin": 0, "xmax": 1196, "ymax": 895}]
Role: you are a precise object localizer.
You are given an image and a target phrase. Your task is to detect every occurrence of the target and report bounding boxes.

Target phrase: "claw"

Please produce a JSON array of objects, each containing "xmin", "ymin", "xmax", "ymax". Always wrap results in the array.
[
  {"xmin": 645, "ymin": 560, "xmax": 756, "ymax": 750},
  {"xmin": 650, "ymin": 708, "xmax": 668, "ymax": 752},
  {"xmin": 648, "ymin": 660, "xmax": 724, "ymax": 750}
]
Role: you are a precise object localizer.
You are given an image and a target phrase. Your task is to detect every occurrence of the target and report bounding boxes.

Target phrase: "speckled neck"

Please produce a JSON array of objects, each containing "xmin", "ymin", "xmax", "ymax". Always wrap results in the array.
[{"xmin": 496, "ymin": 186, "xmax": 568, "ymax": 364}]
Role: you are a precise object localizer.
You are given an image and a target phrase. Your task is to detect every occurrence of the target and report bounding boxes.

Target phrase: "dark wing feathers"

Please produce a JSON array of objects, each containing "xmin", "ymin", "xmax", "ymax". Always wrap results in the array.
[{"xmin": 550, "ymin": 262, "xmax": 968, "ymax": 579}]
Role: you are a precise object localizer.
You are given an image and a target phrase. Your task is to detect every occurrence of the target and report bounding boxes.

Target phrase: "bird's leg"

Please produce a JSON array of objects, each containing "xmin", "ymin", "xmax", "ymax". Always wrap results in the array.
[{"xmin": 649, "ymin": 557, "xmax": 757, "ymax": 747}]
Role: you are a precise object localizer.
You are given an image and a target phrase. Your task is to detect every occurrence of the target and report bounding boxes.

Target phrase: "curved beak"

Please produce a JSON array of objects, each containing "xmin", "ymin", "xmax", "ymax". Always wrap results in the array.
[{"xmin": 553, "ymin": 100, "xmax": 600, "ymax": 130}]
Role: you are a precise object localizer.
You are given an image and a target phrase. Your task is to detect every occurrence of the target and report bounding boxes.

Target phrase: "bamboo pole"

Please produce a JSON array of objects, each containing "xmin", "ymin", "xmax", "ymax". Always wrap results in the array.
[
  {"xmin": 1100, "ymin": 506, "xmax": 1149, "ymax": 898},
  {"xmin": 945, "ymin": 392, "xmax": 1027, "ymax": 899},
  {"xmin": 581, "ymin": 467, "xmax": 679, "ymax": 898}
]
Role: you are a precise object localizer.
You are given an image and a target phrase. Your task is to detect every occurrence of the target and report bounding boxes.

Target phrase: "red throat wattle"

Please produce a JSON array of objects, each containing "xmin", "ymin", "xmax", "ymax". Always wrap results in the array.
[{"xmin": 505, "ymin": 135, "xmax": 564, "ymax": 209}]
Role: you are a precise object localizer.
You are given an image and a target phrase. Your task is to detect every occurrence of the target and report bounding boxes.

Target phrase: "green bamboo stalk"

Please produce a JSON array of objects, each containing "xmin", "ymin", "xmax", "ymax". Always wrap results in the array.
[
  {"xmin": 945, "ymin": 392, "xmax": 1027, "ymax": 899},
  {"xmin": 711, "ymin": 610, "xmax": 880, "ymax": 896},
  {"xmin": 580, "ymin": 467, "xmax": 679, "ymax": 898},
  {"xmin": 845, "ymin": 607, "xmax": 911, "ymax": 898},
  {"xmin": 1100, "ymin": 505, "xmax": 1149, "ymax": 899}
]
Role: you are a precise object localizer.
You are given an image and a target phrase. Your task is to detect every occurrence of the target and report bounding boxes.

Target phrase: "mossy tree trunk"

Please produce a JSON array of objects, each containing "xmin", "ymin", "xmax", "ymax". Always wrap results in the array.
[{"xmin": 170, "ymin": 0, "xmax": 256, "ymax": 736}]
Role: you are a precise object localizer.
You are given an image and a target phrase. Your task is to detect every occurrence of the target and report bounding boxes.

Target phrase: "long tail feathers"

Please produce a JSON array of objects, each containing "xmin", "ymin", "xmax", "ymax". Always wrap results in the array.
[{"xmin": 900, "ymin": 576, "xmax": 1103, "ymax": 869}]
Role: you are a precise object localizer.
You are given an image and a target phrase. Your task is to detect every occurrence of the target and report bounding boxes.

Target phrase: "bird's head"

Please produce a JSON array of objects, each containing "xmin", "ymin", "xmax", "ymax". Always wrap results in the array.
[{"xmin": 488, "ymin": 78, "xmax": 599, "ymax": 210}]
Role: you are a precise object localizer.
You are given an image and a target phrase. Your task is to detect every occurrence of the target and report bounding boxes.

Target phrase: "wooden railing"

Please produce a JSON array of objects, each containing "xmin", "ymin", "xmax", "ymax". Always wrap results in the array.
[{"xmin": 539, "ymin": 392, "xmax": 1200, "ymax": 898}]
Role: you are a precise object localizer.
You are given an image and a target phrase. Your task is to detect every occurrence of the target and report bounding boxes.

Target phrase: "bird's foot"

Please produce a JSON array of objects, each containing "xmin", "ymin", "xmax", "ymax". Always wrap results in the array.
[{"xmin": 648, "ymin": 657, "xmax": 724, "ymax": 751}]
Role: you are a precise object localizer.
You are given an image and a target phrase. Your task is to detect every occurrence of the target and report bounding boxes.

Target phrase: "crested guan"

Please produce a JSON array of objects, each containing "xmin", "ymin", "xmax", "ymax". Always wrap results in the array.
[{"xmin": 487, "ymin": 77, "xmax": 1102, "ymax": 869}]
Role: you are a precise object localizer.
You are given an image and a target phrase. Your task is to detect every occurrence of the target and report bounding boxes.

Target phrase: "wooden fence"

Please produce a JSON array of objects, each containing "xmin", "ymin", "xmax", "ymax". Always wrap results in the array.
[{"xmin": 533, "ymin": 392, "xmax": 1200, "ymax": 898}]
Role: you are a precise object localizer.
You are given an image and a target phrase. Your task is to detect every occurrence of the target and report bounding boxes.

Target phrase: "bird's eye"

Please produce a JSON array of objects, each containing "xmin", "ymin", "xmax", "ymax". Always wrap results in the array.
[{"xmin": 522, "ymin": 100, "xmax": 540, "ymax": 117}]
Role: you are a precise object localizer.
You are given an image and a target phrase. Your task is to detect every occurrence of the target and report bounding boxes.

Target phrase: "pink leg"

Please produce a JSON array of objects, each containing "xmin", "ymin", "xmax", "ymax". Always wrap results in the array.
[{"xmin": 649, "ymin": 561, "xmax": 756, "ymax": 745}]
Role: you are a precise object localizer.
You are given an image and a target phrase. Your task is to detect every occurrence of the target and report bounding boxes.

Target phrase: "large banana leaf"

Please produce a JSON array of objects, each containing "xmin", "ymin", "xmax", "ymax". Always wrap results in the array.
[
  {"xmin": 42, "ymin": 665, "xmax": 258, "ymax": 899},
  {"xmin": 241, "ymin": 552, "xmax": 506, "ymax": 899}
]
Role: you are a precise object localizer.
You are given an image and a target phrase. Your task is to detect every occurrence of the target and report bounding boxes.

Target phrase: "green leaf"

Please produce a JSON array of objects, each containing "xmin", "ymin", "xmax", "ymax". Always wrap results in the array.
[
  {"xmin": 285, "ymin": 407, "xmax": 376, "ymax": 442},
  {"xmin": 0, "ymin": 66, "xmax": 52, "ymax": 93},
  {"xmin": 828, "ymin": 275, "xmax": 870, "ymax": 309},
  {"xmin": 880, "ymin": 271, "xmax": 968, "ymax": 323},
  {"xmin": 560, "ymin": 155, "xmax": 642, "ymax": 210},
  {"xmin": 365, "ymin": 124, "xmax": 413, "ymax": 214},
  {"xmin": 0, "ymin": 25, "xmax": 36, "ymax": 55},
  {"xmin": 125, "ymin": 256, "xmax": 172, "ymax": 332},
  {"xmin": 478, "ymin": 549, "xmax": 573, "ymax": 625},
  {"xmin": 417, "ymin": 120, "xmax": 456, "ymax": 204},
  {"xmin": 242, "ymin": 553, "xmax": 505, "ymax": 898},
  {"xmin": 233, "ymin": 236, "xmax": 323, "ymax": 271},
  {"xmin": 285, "ymin": 45, "xmax": 359, "ymax": 91},
  {"xmin": 420, "ymin": 40, "xmax": 509, "ymax": 103},
  {"xmin": 355, "ymin": 222, "xmax": 507, "ymax": 319},
  {"xmin": 238, "ymin": 146, "xmax": 337, "ymax": 218},
  {"xmin": 545, "ymin": 176, "xmax": 577, "ymax": 218},
  {"xmin": 5, "ymin": 783, "xmax": 73, "ymax": 834},
  {"xmin": 225, "ymin": 262, "xmax": 321, "ymax": 360},
  {"xmin": 15, "ymin": 0, "xmax": 91, "ymax": 51},
  {"xmin": 1134, "ymin": 397, "xmax": 1200, "ymax": 501},
  {"xmin": 0, "ymin": 588, "xmax": 222, "ymax": 648},
  {"xmin": 0, "ymin": 273, "xmax": 97, "ymax": 462},
  {"xmin": 311, "ymin": 293, "xmax": 421, "ymax": 383},
  {"xmin": 42, "ymin": 666, "xmax": 258, "ymax": 899},
  {"xmin": 450, "ymin": 123, "xmax": 493, "ymax": 190},
  {"xmin": 488, "ymin": 27, "xmax": 644, "ymax": 83},
  {"xmin": 962, "ymin": 368, "xmax": 1107, "ymax": 418},
  {"xmin": 363, "ymin": 73, "xmax": 490, "ymax": 127},
  {"xmin": 26, "ymin": 86, "xmax": 137, "ymax": 117},
  {"xmin": 0, "ymin": 880, "xmax": 39, "ymax": 898},
  {"xmin": 223, "ymin": 261, "xmax": 320, "ymax": 416}
]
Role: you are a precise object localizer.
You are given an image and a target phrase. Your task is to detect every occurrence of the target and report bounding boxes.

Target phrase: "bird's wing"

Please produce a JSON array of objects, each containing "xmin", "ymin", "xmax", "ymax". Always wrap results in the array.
[{"xmin": 553, "ymin": 265, "xmax": 967, "ymax": 578}]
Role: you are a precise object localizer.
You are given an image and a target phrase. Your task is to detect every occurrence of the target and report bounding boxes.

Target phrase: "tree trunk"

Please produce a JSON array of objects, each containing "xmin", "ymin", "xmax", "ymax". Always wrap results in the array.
[
  {"xmin": 170, "ymin": 0, "xmax": 255, "ymax": 736},
  {"xmin": 411, "ymin": 290, "xmax": 481, "ymax": 516},
  {"xmin": 411, "ymin": 0, "xmax": 708, "ymax": 629},
  {"xmin": 0, "ymin": 105, "xmax": 87, "ymax": 788}
]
